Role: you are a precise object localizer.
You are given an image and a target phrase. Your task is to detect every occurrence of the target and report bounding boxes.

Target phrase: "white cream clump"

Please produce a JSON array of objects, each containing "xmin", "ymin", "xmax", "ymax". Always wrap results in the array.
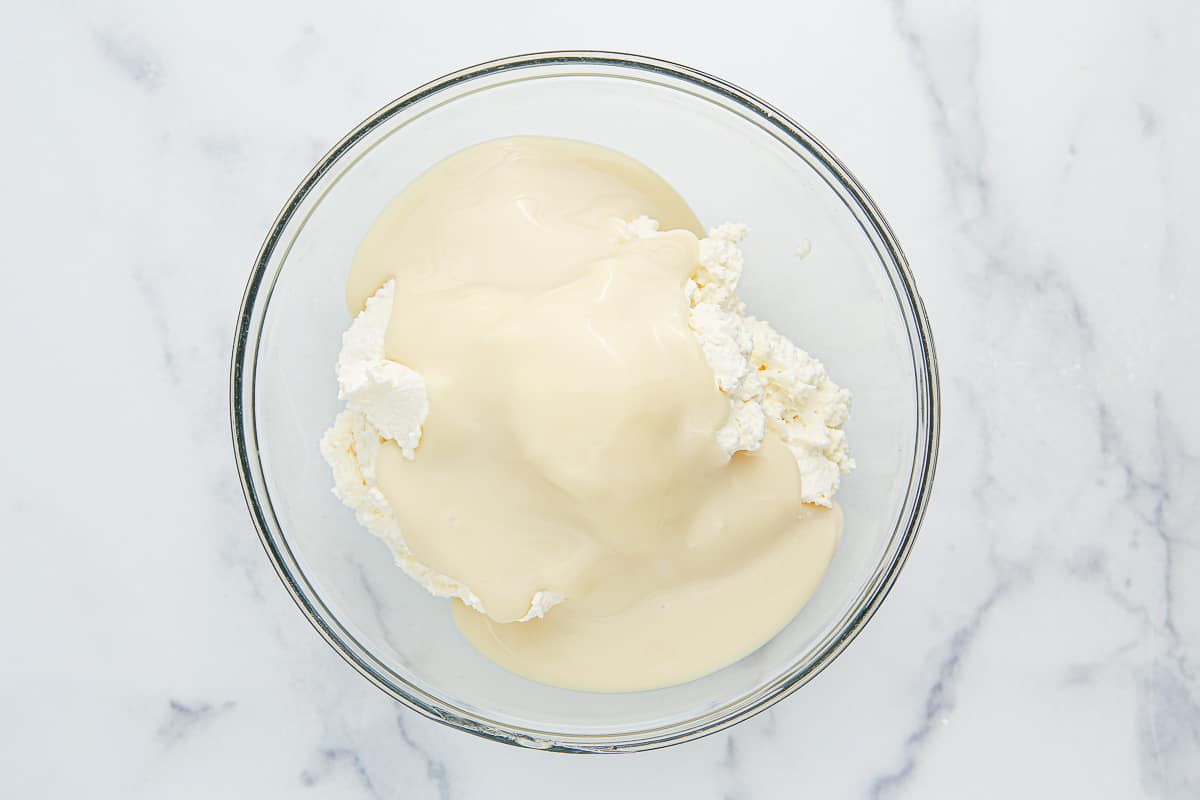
[
  {"xmin": 322, "ymin": 219, "xmax": 853, "ymax": 618},
  {"xmin": 332, "ymin": 281, "xmax": 427, "ymax": 456},
  {"xmin": 319, "ymin": 280, "xmax": 561, "ymax": 621},
  {"xmin": 622, "ymin": 217, "xmax": 854, "ymax": 506}
]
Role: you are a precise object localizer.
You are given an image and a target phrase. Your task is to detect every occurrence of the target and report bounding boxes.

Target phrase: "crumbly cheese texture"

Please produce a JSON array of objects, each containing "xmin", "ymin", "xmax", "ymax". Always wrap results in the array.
[
  {"xmin": 627, "ymin": 218, "xmax": 855, "ymax": 506},
  {"xmin": 319, "ymin": 281, "xmax": 562, "ymax": 621},
  {"xmin": 333, "ymin": 281, "xmax": 427, "ymax": 457},
  {"xmin": 320, "ymin": 220, "xmax": 852, "ymax": 617}
]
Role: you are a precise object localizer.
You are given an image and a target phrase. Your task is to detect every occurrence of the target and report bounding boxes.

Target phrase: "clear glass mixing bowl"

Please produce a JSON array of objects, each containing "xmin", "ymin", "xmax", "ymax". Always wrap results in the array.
[{"xmin": 230, "ymin": 52, "xmax": 939, "ymax": 752}]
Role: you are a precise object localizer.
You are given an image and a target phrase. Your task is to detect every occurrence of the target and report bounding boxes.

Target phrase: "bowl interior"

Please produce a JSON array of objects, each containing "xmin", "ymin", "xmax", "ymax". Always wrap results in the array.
[{"xmin": 244, "ymin": 57, "xmax": 929, "ymax": 748}]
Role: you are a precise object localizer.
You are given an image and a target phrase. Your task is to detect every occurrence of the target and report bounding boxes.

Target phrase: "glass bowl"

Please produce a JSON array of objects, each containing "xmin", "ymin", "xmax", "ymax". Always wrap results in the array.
[{"xmin": 230, "ymin": 51, "xmax": 939, "ymax": 752}]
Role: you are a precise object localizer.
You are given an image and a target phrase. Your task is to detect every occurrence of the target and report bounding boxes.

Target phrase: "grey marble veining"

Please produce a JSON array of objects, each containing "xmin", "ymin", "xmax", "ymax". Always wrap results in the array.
[{"xmin": 1, "ymin": 0, "xmax": 1197, "ymax": 797}]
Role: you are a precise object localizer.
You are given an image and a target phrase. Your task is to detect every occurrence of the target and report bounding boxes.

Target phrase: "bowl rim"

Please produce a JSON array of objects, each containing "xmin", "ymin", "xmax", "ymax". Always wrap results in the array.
[{"xmin": 230, "ymin": 50, "xmax": 940, "ymax": 753}]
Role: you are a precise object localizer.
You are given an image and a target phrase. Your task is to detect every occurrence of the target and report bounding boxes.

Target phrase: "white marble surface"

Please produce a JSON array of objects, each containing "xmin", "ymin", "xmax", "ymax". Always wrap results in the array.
[{"xmin": 3, "ymin": 0, "xmax": 1198, "ymax": 796}]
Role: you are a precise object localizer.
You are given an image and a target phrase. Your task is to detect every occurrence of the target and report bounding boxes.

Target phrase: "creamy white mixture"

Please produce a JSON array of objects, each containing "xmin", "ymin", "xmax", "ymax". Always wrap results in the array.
[
  {"xmin": 320, "ymin": 137, "xmax": 854, "ymax": 691},
  {"xmin": 321, "ymin": 217, "xmax": 852, "ymax": 617}
]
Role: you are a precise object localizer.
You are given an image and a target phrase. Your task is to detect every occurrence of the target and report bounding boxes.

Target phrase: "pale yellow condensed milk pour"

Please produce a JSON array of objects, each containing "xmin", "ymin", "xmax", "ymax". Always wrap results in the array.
[{"xmin": 337, "ymin": 137, "xmax": 845, "ymax": 692}]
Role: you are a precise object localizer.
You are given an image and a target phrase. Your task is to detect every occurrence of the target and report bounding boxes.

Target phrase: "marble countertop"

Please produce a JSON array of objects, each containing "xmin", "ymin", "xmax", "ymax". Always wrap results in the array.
[{"xmin": 4, "ymin": 1, "xmax": 1198, "ymax": 797}]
